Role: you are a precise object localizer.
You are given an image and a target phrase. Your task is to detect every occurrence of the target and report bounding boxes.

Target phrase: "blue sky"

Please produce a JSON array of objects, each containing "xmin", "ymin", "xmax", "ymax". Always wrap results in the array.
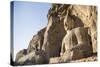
[{"xmin": 13, "ymin": 1, "xmax": 51, "ymax": 60}]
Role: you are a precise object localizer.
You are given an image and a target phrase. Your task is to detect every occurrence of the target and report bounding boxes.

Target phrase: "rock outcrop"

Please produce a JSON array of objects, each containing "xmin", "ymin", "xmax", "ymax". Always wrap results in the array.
[
  {"xmin": 15, "ymin": 27, "xmax": 49, "ymax": 65},
  {"xmin": 27, "ymin": 27, "xmax": 46, "ymax": 53},
  {"xmin": 15, "ymin": 49, "xmax": 27, "ymax": 62},
  {"xmin": 16, "ymin": 50, "xmax": 49, "ymax": 65},
  {"xmin": 42, "ymin": 13, "xmax": 66, "ymax": 58},
  {"xmin": 15, "ymin": 4, "xmax": 97, "ymax": 65}
]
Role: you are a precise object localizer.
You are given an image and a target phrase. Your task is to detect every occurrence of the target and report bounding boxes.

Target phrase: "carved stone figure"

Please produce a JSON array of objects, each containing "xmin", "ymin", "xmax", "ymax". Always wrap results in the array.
[{"xmin": 60, "ymin": 14, "xmax": 93, "ymax": 62}]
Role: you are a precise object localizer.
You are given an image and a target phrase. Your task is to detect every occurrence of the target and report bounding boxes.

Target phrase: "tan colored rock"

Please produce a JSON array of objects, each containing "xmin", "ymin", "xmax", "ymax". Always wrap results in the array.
[
  {"xmin": 71, "ymin": 5, "xmax": 97, "ymax": 53},
  {"xmin": 70, "ymin": 5, "xmax": 97, "ymax": 27},
  {"xmin": 15, "ymin": 49, "xmax": 27, "ymax": 62},
  {"xmin": 64, "ymin": 14, "xmax": 84, "ymax": 31},
  {"xmin": 60, "ymin": 11, "xmax": 93, "ymax": 62},
  {"xmin": 61, "ymin": 27, "xmax": 93, "ymax": 62},
  {"xmin": 49, "ymin": 57, "xmax": 62, "ymax": 64},
  {"xmin": 42, "ymin": 16, "xmax": 66, "ymax": 58},
  {"xmin": 27, "ymin": 35, "xmax": 40, "ymax": 53},
  {"xmin": 90, "ymin": 22, "xmax": 97, "ymax": 53},
  {"xmin": 16, "ymin": 50, "xmax": 49, "ymax": 65},
  {"xmin": 15, "ymin": 4, "xmax": 97, "ymax": 65},
  {"xmin": 70, "ymin": 55, "xmax": 97, "ymax": 63},
  {"xmin": 27, "ymin": 28, "xmax": 46, "ymax": 53}
]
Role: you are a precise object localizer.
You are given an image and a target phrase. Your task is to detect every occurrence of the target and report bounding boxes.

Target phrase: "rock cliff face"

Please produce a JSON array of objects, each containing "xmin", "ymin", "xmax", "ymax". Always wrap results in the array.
[{"xmin": 15, "ymin": 4, "xmax": 97, "ymax": 65}]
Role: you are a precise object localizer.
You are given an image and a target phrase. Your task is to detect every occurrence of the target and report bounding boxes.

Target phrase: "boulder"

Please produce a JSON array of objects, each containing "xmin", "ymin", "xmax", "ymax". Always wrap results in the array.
[
  {"xmin": 15, "ymin": 49, "xmax": 27, "ymax": 63},
  {"xmin": 16, "ymin": 50, "xmax": 49, "ymax": 65},
  {"xmin": 49, "ymin": 57, "xmax": 62, "ymax": 64}
]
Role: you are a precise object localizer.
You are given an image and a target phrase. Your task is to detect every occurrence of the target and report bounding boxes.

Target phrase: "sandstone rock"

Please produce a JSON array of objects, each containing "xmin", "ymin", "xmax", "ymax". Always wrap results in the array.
[
  {"xmin": 60, "ymin": 5, "xmax": 97, "ymax": 62},
  {"xmin": 70, "ymin": 6, "xmax": 97, "ymax": 27},
  {"xmin": 60, "ymin": 27, "xmax": 93, "ymax": 62},
  {"xmin": 15, "ymin": 28, "xmax": 47, "ymax": 65},
  {"xmin": 70, "ymin": 6, "xmax": 97, "ymax": 53},
  {"xmin": 27, "ymin": 27, "xmax": 46, "ymax": 53},
  {"xmin": 27, "ymin": 35, "xmax": 39, "ymax": 53},
  {"xmin": 42, "ymin": 16, "xmax": 66, "ymax": 57},
  {"xmin": 15, "ymin": 49, "xmax": 27, "ymax": 62},
  {"xmin": 16, "ymin": 50, "xmax": 49, "ymax": 65},
  {"xmin": 49, "ymin": 57, "xmax": 62, "ymax": 64},
  {"xmin": 15, "ymin": 4, "xmax": 97, "ymax": 65},
  {"xmin": 70, "ymin": 54, "xmax": 97, "ymax": 63},
  {"xmin": 90, "ymin": 22, "xmax": 97, "ymax": 53},
  {"xmin": 64, "ymin": 14, "xmax": 84, "ymax": 31}
]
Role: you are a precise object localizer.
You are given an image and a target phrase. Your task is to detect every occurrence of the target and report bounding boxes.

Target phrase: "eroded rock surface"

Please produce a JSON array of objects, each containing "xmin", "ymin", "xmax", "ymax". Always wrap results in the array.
[
  {"xmin": 15, "ymin": 49, "xmax": 27, "ymax": 62},
  {"xmin": 27, "ymin": 27, "xmax": 46, "ymax": 53},
  {"xmin": 16, "ymin": 50, "xmax": 49, "ymax": 65},
  {"xmin": 15, "ymin": 4, "xmax": 97, "ymax": 65},
  {"xmin": 42, "ymin": 16, "xmax": 66, "ymax": 58}
]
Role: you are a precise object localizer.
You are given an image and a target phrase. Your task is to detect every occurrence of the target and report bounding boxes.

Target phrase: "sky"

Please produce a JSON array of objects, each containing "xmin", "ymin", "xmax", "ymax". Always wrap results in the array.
[{"xmin": 12, "ymin": 1, "xmax": 51, "ymax": 61}]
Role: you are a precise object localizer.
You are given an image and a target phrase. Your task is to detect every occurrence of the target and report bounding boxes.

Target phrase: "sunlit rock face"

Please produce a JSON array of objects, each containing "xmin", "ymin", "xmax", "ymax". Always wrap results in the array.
[
  {"xmin": 71, "ymin": 5, "xmax": 97, "ymax": 53},
  {"xmin": 42, "ymin": 16, "xmax": 66, "ymax": 58},
  {"xmin": 15, "ymin": 4, "xmax": 97, "ymax": 65},
  {"xmin": 27, "ymin": 27, "xmax": 46, "ymax": 53}
]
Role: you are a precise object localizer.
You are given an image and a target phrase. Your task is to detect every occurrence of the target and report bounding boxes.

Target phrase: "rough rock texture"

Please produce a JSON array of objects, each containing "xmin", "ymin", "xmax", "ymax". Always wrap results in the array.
[
  {"xmin": 16, "ymin": 50, "xmax": 49, "ymax": 65},
  {"xmin": 15, "ymin": 49, "xmax": 27, "ymax": 62},
  {"xmin": 70, "ymin": 54, "xmax": 97, "ymax": 63},
  {"xmin": 90, "ymin": 22, "xmax": 97, "ymax": 53},
  {"xmin": 60, "ymin": 27, "xmax": 93, "ymax": 62},
  {"xmin": 27, "ymin": 27, "xmax": 46, "ymax": 53},
  {"xmin": 15, "ymin": 4, "xmax": 97, "ymax": 65},
  {"xmin": 70, "ymin": 5, "xmax": 97, "ymax": 53},
  {"xmin": 42, "ymin": 16, "xmax": 66, "ymax": 58},
  {"xmin": 15, "ymin": 28, "xmax": 48, "ymax": 65},
  {"xmin": 49, "ymin": 57, "xmax": 62, "ymax": 64},
  {"xmin": 49, "ymin": 54, "xmax": 97, "ymax": 64}
]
